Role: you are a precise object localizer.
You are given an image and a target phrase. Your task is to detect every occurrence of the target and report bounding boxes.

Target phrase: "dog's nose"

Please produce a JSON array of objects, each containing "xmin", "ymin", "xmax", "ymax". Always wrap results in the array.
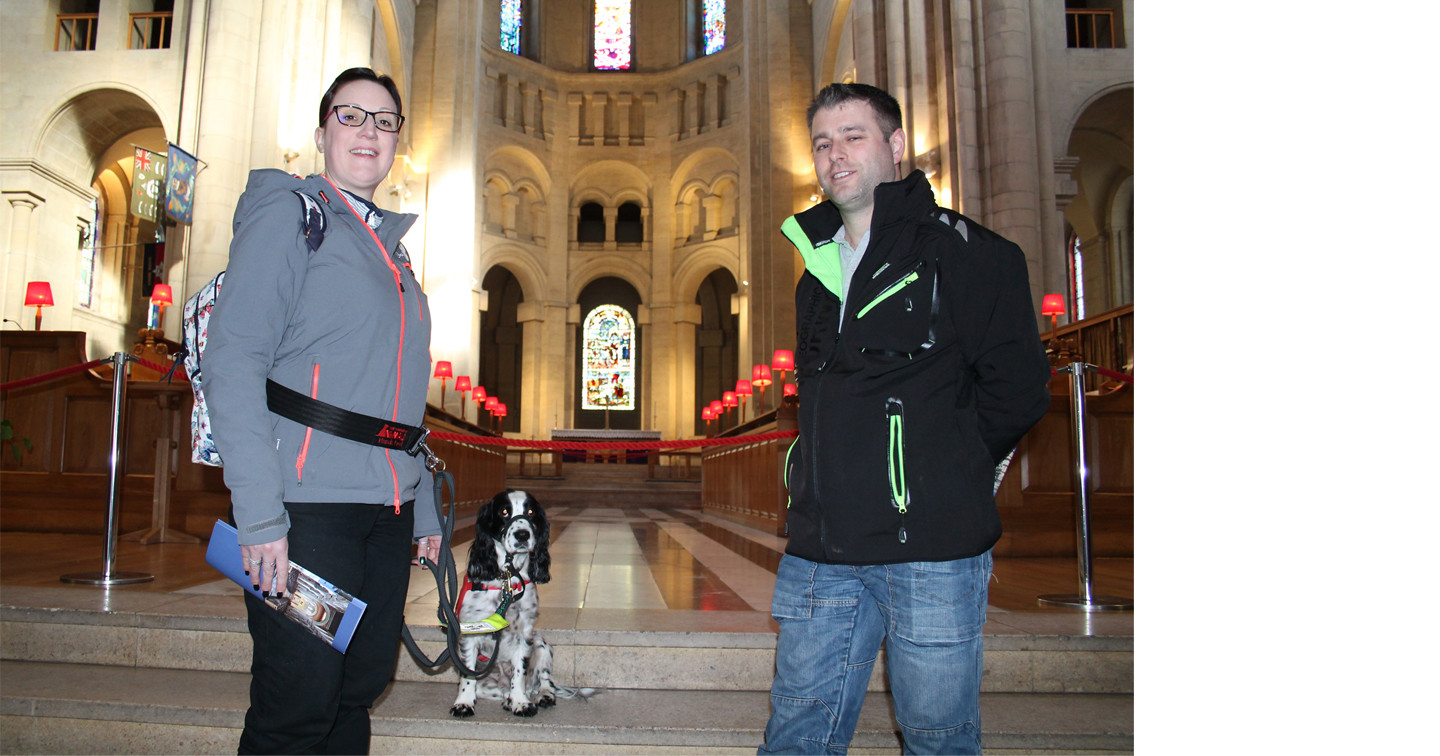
[{"xmin": 514, "ymin": 530, "xmax": 530, "ymax": 542}]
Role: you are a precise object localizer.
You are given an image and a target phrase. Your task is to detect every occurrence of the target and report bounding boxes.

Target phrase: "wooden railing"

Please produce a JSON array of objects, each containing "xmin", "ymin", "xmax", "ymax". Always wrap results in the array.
[
  {"xmin": 1047, "ymin": 303, "xmax": 1133, "ymax": 392},
  {"xmin": 648, "ymin": 450, "xmax": 701, "ymax": 481},
  {"xmin": 1066, "ymin": 8, "xmax": 1117, "ymax": 49},
  {"xmin": 700, "ymin": 402, "xmax": 795, "ymax": 536},
  {"xmin": 129, "ymin": 11, "xmax": 173, "ymax": 50},
  {"xmin": 1, "ymin": 331, "xmax": 506, "ymax": 537},
  {"xmin": 55, "ymin": 13, "xmax": 98, "ymax": 51}
]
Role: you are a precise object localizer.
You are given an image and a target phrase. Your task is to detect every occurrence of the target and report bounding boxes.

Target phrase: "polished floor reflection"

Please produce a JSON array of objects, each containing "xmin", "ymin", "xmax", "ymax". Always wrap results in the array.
[{"xmin": 0, "ymin": 505, "xmax": 1132, "ymax": 623}]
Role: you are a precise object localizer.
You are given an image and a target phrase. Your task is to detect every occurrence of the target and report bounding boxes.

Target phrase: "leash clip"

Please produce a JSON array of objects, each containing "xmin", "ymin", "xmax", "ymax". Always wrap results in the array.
[{"xmin": 409, "ymin": 428, "xmax": 445, "ymax": 473}]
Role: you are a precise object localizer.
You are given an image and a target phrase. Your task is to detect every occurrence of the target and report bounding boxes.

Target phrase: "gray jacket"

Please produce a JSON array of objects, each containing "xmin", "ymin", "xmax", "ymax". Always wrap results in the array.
[{"xmin": 204, "ymin": 169, "xmax": 440, "ymax": 546}]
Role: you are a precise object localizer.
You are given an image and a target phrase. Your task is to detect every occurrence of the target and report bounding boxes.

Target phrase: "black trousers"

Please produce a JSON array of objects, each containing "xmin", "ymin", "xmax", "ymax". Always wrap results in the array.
[{"xmin": 238, "ymin": 500, "xmax": 414, "ymax": 755}]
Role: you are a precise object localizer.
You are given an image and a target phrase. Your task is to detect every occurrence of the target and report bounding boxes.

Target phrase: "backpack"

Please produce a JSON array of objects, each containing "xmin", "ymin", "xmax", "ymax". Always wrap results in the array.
[{"xmin": 181, "ymin": 189, "xmax": 327, "ymax": 466}]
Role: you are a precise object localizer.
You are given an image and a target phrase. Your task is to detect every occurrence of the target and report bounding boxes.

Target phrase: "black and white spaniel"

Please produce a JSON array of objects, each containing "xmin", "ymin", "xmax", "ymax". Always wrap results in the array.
[{"xmin": 450, "ymin": 489, "xmax": 557, "ymax": 718}]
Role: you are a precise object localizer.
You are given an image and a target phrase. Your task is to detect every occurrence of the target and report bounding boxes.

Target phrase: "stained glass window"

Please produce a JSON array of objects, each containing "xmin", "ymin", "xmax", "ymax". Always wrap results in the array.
[
  {"xmin": 76, "ymin": 198, "xmax": 98, "ymax": 309},
  {"xmin": 582, "ymin": 304, "xmax": 636, "ymax": 410},
  {"xmin": 593, "ymin": 0, "xmax": 632, "ymax": 71},
  {"xmin": 702, "ymin": 0, "xmax": 725, "ymax": 55},
  {"xmin": 500, "ymin": 0, "xmax": 522, "ymax": 55}
]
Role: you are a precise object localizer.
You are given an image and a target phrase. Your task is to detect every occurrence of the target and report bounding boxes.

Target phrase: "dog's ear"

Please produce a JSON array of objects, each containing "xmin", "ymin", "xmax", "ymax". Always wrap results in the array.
[
  {"xmin": 527, "ymin": 495, "xmax": 551, "ymax": 584},
  {"xmin": 468, "ymin": 495, "xmax": 503, "ymax": 582}
]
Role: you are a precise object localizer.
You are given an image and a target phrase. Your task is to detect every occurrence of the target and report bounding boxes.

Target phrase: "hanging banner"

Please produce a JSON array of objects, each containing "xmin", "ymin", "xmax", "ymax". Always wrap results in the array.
[
  {"xmin": 131, "ymin": 147, "xmax": 165, "ymax": 222},
  {"xmin": 164, "ymin": 143, "xmax": 198, "ymax": 225}
]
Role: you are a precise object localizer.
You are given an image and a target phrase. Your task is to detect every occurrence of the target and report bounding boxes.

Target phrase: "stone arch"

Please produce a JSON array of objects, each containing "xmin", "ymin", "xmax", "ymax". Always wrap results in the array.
[
  {"xmin": 1063, "ymin": 85, "xmax": 1133, "ymax": 315},
  {"xmin": 34, "ymin": 85, "xmax": 167, "ymax": 189},
  {"xmin": 673, "ymin": 245, "xmax": 740, "ymax": 304},
  {"xmin": 481, "ymin": 244, "xmax": 547, "ymax": 301},
  {"xmin": 568, "ymin": 258, "xmax": 651, "ymax": 304}
]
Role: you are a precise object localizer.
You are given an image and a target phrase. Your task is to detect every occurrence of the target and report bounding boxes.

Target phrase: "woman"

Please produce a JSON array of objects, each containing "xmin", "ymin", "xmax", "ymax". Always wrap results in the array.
[{"xmin": 204, "ymin": 67, "xmax": 442, "ymax": 754}]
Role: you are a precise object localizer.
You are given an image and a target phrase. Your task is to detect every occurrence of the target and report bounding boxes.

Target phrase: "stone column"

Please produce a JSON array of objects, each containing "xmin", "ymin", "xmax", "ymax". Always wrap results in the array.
[
  {"xmin": 501, "ymin": 192, "xmax": 519, "ymax": 238},
  {"xmin": 603, "ymin": 206, "xmax": 617, "ymax": 250},
  {"xmin": 516, "ymin": 301, "xmax": 546, "ymax": 437},
  {"xmin": 673, "ymin": 303, "xmax": 702, "ymax": 437},
  {"xmin": 3, "ymin": 193, "xmax": 41, "ymax": 325},
  {"xmin": 617, "ymin": 92, "xmax": 633, "ymax": 146},
  {"xmin": 567, "ymin": 92, "xmax": 585, "ymax": 145},
  {"xmin": 980, "ymin": 0, "xmax": 1044, "ymax": 298}
]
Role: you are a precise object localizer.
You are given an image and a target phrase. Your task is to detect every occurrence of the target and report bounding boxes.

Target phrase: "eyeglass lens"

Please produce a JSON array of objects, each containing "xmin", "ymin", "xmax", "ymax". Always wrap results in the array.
[{"xmin": 332, "ymin": 105, "xmax": 403, "ymax": 132}]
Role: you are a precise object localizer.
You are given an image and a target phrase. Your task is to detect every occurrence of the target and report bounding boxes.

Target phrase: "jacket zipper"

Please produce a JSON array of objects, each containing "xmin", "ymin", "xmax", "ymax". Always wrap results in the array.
[
  {"xmin": 855, "ymin": 264, "xmax": 923, "ymax": 319},
  {"xmin": 295, "ymin": 364, "xmax": 319, "ymax": 484},
  {"xmin": 321, "ymin": 176, "xmax": 408, "ymax": 514},
  {"xmin": 886, "ymin": 397, "xmax": 909, "ymax": 543}
]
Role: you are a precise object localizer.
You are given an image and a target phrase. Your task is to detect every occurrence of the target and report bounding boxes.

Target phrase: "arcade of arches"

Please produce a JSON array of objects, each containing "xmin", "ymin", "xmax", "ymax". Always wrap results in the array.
[{"xmin": 1, "ymin": 0, "xmax": 1134, "ymax": 441}]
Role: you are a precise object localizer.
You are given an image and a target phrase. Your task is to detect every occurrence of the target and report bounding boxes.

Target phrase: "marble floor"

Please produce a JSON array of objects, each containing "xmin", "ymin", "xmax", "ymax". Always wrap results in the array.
[{"xmin": 0, "ymin": 505, "xmax": 1133, "ymax": 636}]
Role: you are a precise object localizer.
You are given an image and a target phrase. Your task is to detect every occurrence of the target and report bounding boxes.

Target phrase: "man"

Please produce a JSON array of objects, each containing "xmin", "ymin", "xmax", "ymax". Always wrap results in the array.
[{"xmin": 760, "ymin": 83, "xmax": 1052, "ymax": 755}]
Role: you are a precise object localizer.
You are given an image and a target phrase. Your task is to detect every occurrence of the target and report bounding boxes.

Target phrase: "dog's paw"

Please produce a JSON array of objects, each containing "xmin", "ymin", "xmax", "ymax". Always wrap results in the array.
[
  {"xmin": 450, "ymin": 703, "xmax": 475, "ymax": 718},
  {"xmin": 503, "ymin": 698, "xmax": 539, "ymax": 717},
  {"xmin": 538, "ymin": 694, "xmax": 556, "ymax": 708}
]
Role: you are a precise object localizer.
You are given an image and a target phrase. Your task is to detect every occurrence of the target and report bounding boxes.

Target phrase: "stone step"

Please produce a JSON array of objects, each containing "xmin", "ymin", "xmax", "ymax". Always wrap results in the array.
[
  {"xmin": 0, "ymin": 660, "xmax": 1134, "ymax": 754},
  {"xmin": 0, "ymin": 590, "xmax": 1133, "ymax": 696}
]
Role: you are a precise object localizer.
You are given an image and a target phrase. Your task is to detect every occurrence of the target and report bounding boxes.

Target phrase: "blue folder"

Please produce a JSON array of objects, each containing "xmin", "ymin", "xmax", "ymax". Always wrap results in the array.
[{"xmin": 204, "ymin": 520, "xmax": 367, "ymax": 653}]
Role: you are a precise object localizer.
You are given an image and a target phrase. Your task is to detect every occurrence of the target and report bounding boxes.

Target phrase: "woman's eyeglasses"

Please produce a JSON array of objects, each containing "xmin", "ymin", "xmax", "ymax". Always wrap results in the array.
[{"xmin": 326, "ymin": 105, "xmax": 404, "ymax": 133}]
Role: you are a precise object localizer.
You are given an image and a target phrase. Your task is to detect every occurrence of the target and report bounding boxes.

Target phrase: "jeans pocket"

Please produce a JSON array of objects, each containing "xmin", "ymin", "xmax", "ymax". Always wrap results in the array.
[{"xmin": 895, "ymin": 555, "xmax": 991, "ymax": 644}]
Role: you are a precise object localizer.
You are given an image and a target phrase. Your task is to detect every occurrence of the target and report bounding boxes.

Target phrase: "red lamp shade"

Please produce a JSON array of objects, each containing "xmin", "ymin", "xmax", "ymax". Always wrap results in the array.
[
  {"xmin": 1040, "ymin": 294, "xmax": 1066, "ymax": 317},
  {"xmin": 454, "ymin": 376, "xmax": 472, "ymax": 394},
  {"xmin": 702, "ymin": 407, "xmax": 716, "ymax": 421},
  {"xmin": 752, "ymin": 364, "xmax": 772, "ymax": 387},
  {"xmin": 722, "ymin": 391, "xmax": 738, "ymax": 408},
  {"xmin": 472, "ymin": 386, "xmax": 486, "ymax": 403},
  {"xmin": 150, "ymin": 283, "xmax": 173, "ymax": 306},
  {"xmin": 783, "ymin": 383, "xmax": 798, "ymax": 397},
  {"xmin": 735, "ymin": 379, "xmax": 752, "ymax": 397},
  {"xmin": 485, "ymin": 396, "xmax": 499, "ymax": 411},
  {"xmin": 495, "ymin": 403, "xmax": 507, "ymax": 418},
  {"xmin": 771, "ymin": 349, "xmax": 795, "ymax": 372},
  {"xmin": 709, "ymin": 400, "xmax": 723, "ymax": 414},
  {"xmin": 433, "ymin": 361, "xmax": 453, "ymax": 379},
  {"xmin": 24, "ymin": 281, "xmax": 54, "ymax": 307}
]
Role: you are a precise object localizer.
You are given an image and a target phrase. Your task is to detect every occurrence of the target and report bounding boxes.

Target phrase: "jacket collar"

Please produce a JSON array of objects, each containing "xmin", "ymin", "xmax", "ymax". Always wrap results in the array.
[{"xmin": 782, "ymin": 170, "xmax": 936, "ymax": 297}]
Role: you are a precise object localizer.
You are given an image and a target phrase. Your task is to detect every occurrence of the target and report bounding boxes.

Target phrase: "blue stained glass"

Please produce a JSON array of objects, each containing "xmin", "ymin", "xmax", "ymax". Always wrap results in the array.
[
  {"xmin": 703, "ymin": 0, "xmax": 725, "ymax": 55},
  {"xmin": 594, "ymin": 0, "xmax": 632, "ymax": 70},
  {"xmin": 501, "ymin": 0, "xmax": 522, "ymax": 55}
]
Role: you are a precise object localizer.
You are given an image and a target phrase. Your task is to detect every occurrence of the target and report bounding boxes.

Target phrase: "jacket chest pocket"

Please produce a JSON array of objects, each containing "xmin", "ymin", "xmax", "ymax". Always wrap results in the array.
[{"xmin": 850, "ymin": 261, "xmax": 939, "ymax": 357}]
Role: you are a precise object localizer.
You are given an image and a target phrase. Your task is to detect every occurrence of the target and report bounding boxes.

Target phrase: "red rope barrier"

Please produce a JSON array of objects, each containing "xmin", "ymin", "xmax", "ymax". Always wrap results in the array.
[
  {"xmin": 429, "ymin": 429, "xmax": 798, "ymax": 451},
  {"xmin": 1088, "ymin": 365, "xmax": 1134, "ymax": 385},
  {"xmin": 0, "ymin": 358, "xmax": 112, "ymax": 392}
]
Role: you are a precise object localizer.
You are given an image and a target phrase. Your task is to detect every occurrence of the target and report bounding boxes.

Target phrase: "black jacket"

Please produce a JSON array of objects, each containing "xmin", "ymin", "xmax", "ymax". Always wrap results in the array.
[{"xmin": 780, "ymin": 170, "xmax": 1051, "ymax": 564}]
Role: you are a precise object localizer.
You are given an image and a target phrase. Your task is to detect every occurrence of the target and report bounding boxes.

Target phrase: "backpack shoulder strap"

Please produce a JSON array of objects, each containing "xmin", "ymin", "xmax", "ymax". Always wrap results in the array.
[{"xmin": 294, "ymin": 189, "xmax": 327, "ymax": 252}]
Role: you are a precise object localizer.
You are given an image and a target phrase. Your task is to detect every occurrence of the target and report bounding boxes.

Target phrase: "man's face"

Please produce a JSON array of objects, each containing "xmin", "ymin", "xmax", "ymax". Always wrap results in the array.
[{"xmin": 810, "ymin": 100, "xmax": 905, "ymax": 215}]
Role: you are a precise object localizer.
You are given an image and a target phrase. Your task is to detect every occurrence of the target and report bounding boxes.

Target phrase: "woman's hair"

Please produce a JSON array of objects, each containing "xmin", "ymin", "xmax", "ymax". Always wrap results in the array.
[
  {"xmin": 805, "ymin": 83, "xmax": 903, "ymax": 139},
  {"xmin": 318, "ymin": 67, "xmax": 403, "ymax": 127}
]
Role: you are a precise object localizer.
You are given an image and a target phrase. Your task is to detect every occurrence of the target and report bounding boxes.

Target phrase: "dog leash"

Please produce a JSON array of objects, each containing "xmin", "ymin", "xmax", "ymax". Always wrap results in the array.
[{"xmin": 398, "ymin": 464, "xmax": 501, "ymax": 680}]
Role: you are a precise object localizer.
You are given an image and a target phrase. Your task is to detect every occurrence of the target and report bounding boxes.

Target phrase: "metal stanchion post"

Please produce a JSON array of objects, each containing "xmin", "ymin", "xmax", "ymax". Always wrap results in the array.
[
  {"xmin": 1038, "ymin": 362, "xmax": 1130, "ymax": 611},
  {"xmin": 62, "ymin": 352, "xmax": 155, "ymax": 586}
]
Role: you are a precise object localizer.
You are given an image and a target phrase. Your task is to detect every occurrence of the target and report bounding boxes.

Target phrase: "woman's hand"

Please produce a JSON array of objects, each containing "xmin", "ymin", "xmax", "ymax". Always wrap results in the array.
[
  {"xmin": 414, "ymin": 535, "xmax": 442, "ymax": 570},
  {"xmin": 240, "ymin": 536, "xmax": 290, "ymax": 598}
]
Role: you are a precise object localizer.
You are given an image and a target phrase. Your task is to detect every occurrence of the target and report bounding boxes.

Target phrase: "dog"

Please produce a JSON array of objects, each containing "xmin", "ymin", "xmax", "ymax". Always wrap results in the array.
[{"xmin": 450, "ymin": 489, "xmax": 557, "ymax": 718}]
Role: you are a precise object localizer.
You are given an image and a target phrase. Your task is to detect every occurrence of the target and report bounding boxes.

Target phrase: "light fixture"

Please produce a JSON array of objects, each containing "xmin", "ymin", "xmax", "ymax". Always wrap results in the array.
[
  {"xmin": 24, "ymin": 282, "xmax": 53, "ymax": 330},
  {"xmin": 433, "ymin": 361, "xmax": 453, "ymax": 407},
  {"xmin": 783, "ymin": 383, "xmax": 797, "ymax": 397},
  {"xmin": 1041, "ymin": 294, "xmax": 1066, "ymax": 341},
  {"xmin": 149, "ymin": 283, "xmax": 173, "ymax": 328},
  {"xmin": 752, "ymin": 364, "xmax": 772, "ymax": 410},
  {"xmin": 735, "ymin": 379, "xmax": 752, "ymax": 421},
  {"xmin": 453, "ymin": 376, "xmax": 472, "ymax": 419}
]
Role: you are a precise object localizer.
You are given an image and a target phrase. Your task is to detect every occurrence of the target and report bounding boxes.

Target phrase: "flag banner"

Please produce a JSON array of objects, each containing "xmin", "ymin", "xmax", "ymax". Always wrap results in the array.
[
  {"xmin": 164, "ymin": 144, "xmax": 198, "ymax": 225},
  {"xmin": 130, "ymin": 147, "xmax": 165, "ymax": 222}
]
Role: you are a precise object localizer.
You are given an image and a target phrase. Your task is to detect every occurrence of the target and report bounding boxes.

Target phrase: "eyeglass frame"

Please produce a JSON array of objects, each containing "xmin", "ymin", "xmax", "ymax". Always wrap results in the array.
[{"xmin": 324, "ymin": 104, "xmax": 405, "ymax": 133}]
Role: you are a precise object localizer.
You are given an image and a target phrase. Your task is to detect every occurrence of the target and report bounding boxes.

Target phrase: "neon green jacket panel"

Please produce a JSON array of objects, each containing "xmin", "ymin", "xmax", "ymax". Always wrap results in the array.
[{"xmin": 781, "ymin": 215, "xmax": 842, "ymax": 299}]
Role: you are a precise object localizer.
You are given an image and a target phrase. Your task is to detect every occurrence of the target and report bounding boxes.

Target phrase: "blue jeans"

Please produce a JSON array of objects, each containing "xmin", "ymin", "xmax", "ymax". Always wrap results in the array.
[{"xmin": 760, "ymin": 551, "xmax": 992, "ymax": 755}]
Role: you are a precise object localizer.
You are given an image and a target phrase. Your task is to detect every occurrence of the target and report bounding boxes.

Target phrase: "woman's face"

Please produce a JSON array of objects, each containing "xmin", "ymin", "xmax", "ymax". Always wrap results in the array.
[{"xmin": 314, "ymin": 80, "xmax": 399, "ymax": 199}]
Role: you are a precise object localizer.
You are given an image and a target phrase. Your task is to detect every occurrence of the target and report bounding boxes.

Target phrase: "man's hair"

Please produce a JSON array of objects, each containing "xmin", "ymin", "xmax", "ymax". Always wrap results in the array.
[
  {"xmin": 805, "ymin": 83, "xmax": 903, "ymax": 138},
  {"xmin": 318, "ymin": 67, "xmax": 403, "ymax": 127}
]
